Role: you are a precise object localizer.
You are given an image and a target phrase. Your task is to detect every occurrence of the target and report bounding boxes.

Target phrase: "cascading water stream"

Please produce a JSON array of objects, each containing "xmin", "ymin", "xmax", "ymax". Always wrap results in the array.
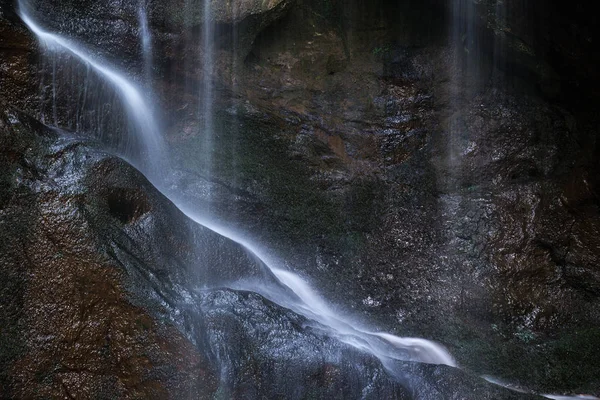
[
  {"xmin": 168, "ymin": 203, "xmax": 456, "ymax": 368},
  {"xmin": 17, "ymin": 0, "xmax": 454, "ymax": 370},
  {"xmin": 138, "ymin": 0, "xmax": 153, "ymax": 84},
  {"xmin": 18, "ymin": 1, "xmax": 164, "ymax": 178},
  {"xmin": 17, "ymin": 1, "xmax": 598, "ymax": 398},
  {"xmin": 199, "ymin": 0, "xmax": 215, "ymax": 203}
]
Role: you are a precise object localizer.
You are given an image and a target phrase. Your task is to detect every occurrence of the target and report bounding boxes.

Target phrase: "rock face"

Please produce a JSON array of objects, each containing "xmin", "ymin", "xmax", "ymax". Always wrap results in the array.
[
  {"xmin": 211, "ymin": 0, "xmax": 295, "ymax": 56},
  {"xmin": 14, "ymin": 0, "xmax": 295, "ymax": 70},
  {"xmin": 1, "ymin": 0, "xmax": 295, "ymax": 140},
  {"xmin": 165, "ymin": 0, "xmax": 600, "ymax": 394},
  {"xmin": 0, "ymin": 103, "xmax": 219, "ymax": 398},
  {"xmin": 0, "ymin": 102, "xmax": 540, "ymax": 399},
  {"xmin": 1, "ymin": 0, "xmax": 599, "ymax": 397},
  {"xmin": 198, "ymin": 288, "xmax": 539, "ymax": 400},
  {"xmin": 0, "ymin": 5, "xmax": 37, "ymax": 113},
  {"xmin": 210, "ymin": 0, "xmax": 292, "ymax": 23}
]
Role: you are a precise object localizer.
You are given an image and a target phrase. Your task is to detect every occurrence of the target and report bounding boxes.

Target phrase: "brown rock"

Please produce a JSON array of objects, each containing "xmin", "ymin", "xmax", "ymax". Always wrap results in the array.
[{"xmin": 0, "ymin": 103, "xmax": 218, "ymax": 399}]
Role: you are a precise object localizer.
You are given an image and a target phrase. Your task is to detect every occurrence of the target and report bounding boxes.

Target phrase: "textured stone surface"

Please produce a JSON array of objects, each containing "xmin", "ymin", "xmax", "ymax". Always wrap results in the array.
[
  {"xmin": 0, "ymin": 103, "xmax": 220, "ymax": 398},
  {"xmin": 210, "ymin": 0, "xmax": 293, "ymax": 23},
  {"xmin": 165, "ymin": 0, "xmax": 600, "ymax": 394},
  {"xmin": 0, "ymin": 6, "xmax": 38, "ymax": 113},
  {"xmin": 197, "ymin": 288, "xmax": 540, "ymax": 400},
  {"xmin": 0, "ymin": 102, "xmax": 543, "ymax": 399},
  {"xmin": 1, "ymin": 0, "xmax": 599, "ymax": 396}
]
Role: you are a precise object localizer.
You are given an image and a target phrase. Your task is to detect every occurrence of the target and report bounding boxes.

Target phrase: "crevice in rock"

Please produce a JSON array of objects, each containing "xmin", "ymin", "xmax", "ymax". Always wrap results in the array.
[{"xmin": 106, "ymin": 188, "xmax": 150, "ymax": 224}]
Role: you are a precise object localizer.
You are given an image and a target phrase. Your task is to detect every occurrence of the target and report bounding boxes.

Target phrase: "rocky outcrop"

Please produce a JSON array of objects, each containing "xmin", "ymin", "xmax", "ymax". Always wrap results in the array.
[
  {"xmin": 13, "ymin": 0, "xmax": 295, "ymax": 72},
  {"xmin": 211, "ymin": 0, "xmax": 295, "ymax": 56},
  {"xmin": 0, "ymin": 102, "xmax": 219, "ymax": 398},
  {"xmin": 0, "ymin": 98, "xmax": 291, "ymax": 397}
]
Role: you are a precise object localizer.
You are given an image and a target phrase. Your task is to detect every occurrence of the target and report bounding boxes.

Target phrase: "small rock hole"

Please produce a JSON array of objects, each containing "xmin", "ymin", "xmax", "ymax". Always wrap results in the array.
[{"xmin": 106, "ymin": 189, "xmax": 150, "ymax": 224}]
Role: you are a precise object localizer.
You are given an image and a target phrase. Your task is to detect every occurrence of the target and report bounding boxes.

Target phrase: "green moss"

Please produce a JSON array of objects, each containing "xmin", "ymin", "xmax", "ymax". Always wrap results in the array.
[{"xmin": 372, "ymin": 44, "xmax": 391, "ymax": 59}]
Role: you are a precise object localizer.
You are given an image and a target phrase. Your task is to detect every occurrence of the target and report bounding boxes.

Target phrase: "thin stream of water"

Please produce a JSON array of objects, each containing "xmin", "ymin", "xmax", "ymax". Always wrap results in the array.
[
  {"xmin": 138, "ymin": 0, "xmax": 153, "ymax": 84},
  {"xmin": 199, "ymin": 0, "xmax": 215, "ymax": 203},
  {"xmin": 19, "ymin": 1, "xmax": 164, "ymax": 176},
  {"xmin": 169, "ymin": 203, "xmax": 456, "ymax": 368},
  {"xmin": 17, "ymin": 0, "xmax": 454, "ymax": 370}
]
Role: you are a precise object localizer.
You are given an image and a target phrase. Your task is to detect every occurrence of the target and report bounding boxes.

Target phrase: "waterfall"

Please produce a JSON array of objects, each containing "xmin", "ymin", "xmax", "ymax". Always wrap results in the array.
[
  {"xmin": 18, "ymin": 0, "xmax": 164, "ymax": 177},
  {"xmin": 17, "ymin": 0, "xmax": 456, "ymax": 371},
  {"xmin": 16, "ymin": 1, "xmax": 600, "ymax": 398},
  {"xmin": 167, "ymin": 203, "xmax": 457, "ymax": 368},
  {"xmin": 200, "ymin": 0, "xmax": 215, "ymax": 203},
  {"xmin": 138, "ymin": 0, "xmax": 153, "ymax": 84}
]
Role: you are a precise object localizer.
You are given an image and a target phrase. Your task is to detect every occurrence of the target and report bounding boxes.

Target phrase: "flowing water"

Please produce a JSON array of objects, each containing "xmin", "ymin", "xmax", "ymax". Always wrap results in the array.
[
  {"xmin": 138, "ymin": 0, "xmax": 153, "ymax": 84},
  {"xmin": 16, "ymin": 1, "xmax": 598, "ymax": 398},
  {"xmin": 19, "ymin": 1, "xmax": 164, "ymax": 177},
  {"xmin": 17, "ymin": 0, "xmax": 455, "ymax": 372},
  {"xmin": 199, "ymin": 0, "xmax": 215, "ymax": 203}
]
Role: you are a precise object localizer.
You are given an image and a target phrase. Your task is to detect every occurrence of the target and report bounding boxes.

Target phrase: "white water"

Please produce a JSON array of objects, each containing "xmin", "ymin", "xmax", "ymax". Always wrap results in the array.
[
  {"xmin": 18, "ymin": 0, "xmax": 454, "ymax": 370},
  {"xmin": 19, "ymin": 2, "xmax": 597, "ymax": 398},
  {"xmin": 18, "ymin": 0, "xmax": 163, "ymax": 176},
  {"xmin": 138, "ymin": 0, "xmax": 153, "ymax": 83},
  {"xmin": 199, "ymin": 0, "xmax": 215, "ymax": 199}
]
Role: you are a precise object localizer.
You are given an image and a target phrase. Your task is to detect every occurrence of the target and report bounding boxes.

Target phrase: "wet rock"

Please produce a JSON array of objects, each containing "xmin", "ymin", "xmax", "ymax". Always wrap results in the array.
[
  {"xmin": 197, "ymin": 288, "xmax": 540, "ymax": 399},
  {"xmin": 209, "ymin": 0, "xmax": 292, "ymax": 24},
  {"xmin": 0, "ymin": 3, "xmax": 38, "ymax": 113},
  {"xmin": 0, "ymin": 102, "xmax": 542, "ymax": 399},
  {"xmin": 3, "ymin": 0, "xmax": 599, "ymax": 395},
  {"xmin": 198, "ymin": 288, "xmax": 412, "ymax": 400},
  {"xmin": 467, "ymin": 0, "xmax": 600, "ymax": 102},
  {"xmin": 19, "ymin": 0, "xmax": 143, "ymax": 67},
  {"xmin": 0, "ymin": 102, "xmax": 220, "ymax": 397},
  {"xmin": 0, "ymin": 101, "xmax": 284, "ymax": 397},
  {"xmin": 164, "ymin": 0, "xmax": 600, "ymax": 394}
]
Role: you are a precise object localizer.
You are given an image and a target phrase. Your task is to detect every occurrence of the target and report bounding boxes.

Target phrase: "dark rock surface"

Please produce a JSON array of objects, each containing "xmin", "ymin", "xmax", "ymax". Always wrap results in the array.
[
  {"xmin": 0, "ymin": 4, "xmax": 37, "ymax": 113},
  {"xmin": 0, "ymin": 101, "xmax": 541, "ymax": 398},
  {"xmin": 0, "ymin": 0, "xmax": 296, "ymax": 147},
  {"xmin": 0, "ymin": 102, "xmax": 219, "ymax": 398},
  {"xmin": 198, "ymin": 288, "xmax": 540, "ymax": 400},
  {"xmin": 1, "ymin": 0, "xmax": 599, "ymax": 397}
]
